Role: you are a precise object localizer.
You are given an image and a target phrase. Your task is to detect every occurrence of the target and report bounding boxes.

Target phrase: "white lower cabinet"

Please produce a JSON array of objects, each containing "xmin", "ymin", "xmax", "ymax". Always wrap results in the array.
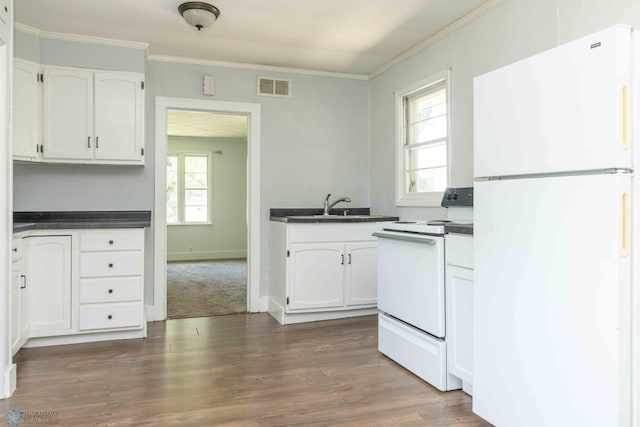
[
  {"xmin": 10, "ymin": 228, "xmax": 146, "ymax": 354},
  {"xmin": 28, "ymin": 235, "xmax": 72, "ymax": 337},
  {"xmin": 445, "ymin": 234, "xmax": 474, "ymax": 394},
  {"xmin": 78, "ymin": 229, "xmax": 145, "ymax": 332},
  {"xmin": 10, "ymin": 236, "xmax": 30, "ymax": 355},
  {"xmin": 288, "ymin": 242, "xmax": 345, "ymax": 310},
  {"xmin": 269, "ymin": 222, "xmax": 380, "ymax": 324}
]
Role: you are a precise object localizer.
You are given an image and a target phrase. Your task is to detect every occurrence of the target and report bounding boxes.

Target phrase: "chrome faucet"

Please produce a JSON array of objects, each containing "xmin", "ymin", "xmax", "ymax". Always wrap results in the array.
[{"xmin": 323, "ymin": 193, "xmax": 351, "ymax": 215}]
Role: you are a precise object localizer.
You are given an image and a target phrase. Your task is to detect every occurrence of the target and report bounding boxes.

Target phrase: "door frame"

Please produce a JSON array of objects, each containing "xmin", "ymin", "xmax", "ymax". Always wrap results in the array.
[{"xmin": 154, "ymin": 97, "xmax": 261, "ymax": 320}]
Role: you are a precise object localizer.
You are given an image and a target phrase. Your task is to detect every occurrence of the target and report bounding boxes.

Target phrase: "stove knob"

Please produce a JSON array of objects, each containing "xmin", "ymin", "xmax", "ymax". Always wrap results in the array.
[{"xmin": 452, "ymin": 192, "xmax": 459, "ymax": 200}]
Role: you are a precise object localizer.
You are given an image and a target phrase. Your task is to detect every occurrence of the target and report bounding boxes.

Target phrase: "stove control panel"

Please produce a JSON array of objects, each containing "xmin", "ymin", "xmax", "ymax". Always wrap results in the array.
[{"xmin": 441, "ymin": 187, "xmax": 473, "ymax": 208}]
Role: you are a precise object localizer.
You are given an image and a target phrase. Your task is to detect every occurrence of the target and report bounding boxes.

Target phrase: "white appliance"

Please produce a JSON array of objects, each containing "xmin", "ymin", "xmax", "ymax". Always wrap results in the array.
[
  {"xmin": 374, "ymin": 188, "xmax": 473, "ymax": 392},
  {"xmin": 473, "ymin": 25, "xmax": 637, "ymax": 426}
]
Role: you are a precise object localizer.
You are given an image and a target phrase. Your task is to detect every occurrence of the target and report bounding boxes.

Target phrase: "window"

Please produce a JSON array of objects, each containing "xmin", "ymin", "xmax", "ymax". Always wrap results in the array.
[
  {"xmin": 396, "ymin": 71, "xmax": 449, "ymax": 206},
  {"xmin": 167, "ymin": 152, "xmax": 212, "ymax": 224}
]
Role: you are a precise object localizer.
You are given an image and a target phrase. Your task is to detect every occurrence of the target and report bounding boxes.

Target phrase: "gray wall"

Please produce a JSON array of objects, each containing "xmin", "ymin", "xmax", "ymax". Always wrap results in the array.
[
  {"xmin": 369, "ymin": 0, "xmax": 640, "ymax": 221},
  {"xmin": 167, "ymin": 136, "xmax": 247, "ymax": 261},
  {"xmin": 146, "ymin": 61, "xmax": 371, "ymax": 299}
]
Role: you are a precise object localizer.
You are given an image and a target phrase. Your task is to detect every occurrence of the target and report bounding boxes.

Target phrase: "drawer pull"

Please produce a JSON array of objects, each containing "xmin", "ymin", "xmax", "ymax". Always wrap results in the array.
[
  {"xmin": 108, "ymin": 263, "xmax": 114, "ymax": 268},
  {"xmin": 108, "ymin": 315, "xmax": 113, "ymax": 320},
  {"xmin": 109, "ymin": 240, "xmax": 114, "ymax": 245},
  {"xmin": 108, "ymin": 289, "xmax": 113, "ymax": 294}
]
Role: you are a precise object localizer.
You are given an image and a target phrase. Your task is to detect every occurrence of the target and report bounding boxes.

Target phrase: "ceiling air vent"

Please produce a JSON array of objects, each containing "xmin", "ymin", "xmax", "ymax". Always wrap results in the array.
[{"xmin": 257, "ymin": 77, "xmax": 291, "ymax": 97}]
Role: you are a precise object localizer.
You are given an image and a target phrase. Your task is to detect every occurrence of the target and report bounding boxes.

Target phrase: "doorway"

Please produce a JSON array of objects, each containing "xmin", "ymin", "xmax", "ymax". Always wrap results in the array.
[
  {"xmin": 165, "ymin": 110, "xmax": 248, "ymax": 319},
  {"xmin": 154, "ymin": 98, "xmax": 261, "ymax": 321}
]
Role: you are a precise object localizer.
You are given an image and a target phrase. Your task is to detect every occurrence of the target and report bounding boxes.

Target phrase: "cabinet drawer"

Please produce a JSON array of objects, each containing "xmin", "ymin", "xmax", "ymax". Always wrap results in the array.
[
  {"xmin": 80, "ymin": 277, "xmax": 142, "ymax": 303},
  {"xmin": 378, "ymin": 314, "xmax": 455, "ymax": 391},
  {"xmin": 445, "ymin": 234, "xmax": 473, "ymax": 269},
  {"xmin": 79, "ymin": 303, "xmax": 143, "ymax": 330},
  {"xmin": 80, "ymin": 252, "xmax": 142, "ymax": 277},
  {"xmin": 81, "ymin": 229, "xmax": 144, "ymax": 251}
]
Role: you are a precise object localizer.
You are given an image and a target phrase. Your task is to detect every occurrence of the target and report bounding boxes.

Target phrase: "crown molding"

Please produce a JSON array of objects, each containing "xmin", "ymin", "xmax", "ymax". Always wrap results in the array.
[
  {"xmin": 368, "ymin": 0, "xmax": 507, "ymax": 79},
  {"xmin": 14, "ymin": 22, "xmax": 40, "ymax": 36},
  {"xmin": 147, "ymin": 55, "xmax": 369, "ymax": 80},
  {"xmin": 16, "ymin": 25, "xmax": 150, "ymax": 51}
]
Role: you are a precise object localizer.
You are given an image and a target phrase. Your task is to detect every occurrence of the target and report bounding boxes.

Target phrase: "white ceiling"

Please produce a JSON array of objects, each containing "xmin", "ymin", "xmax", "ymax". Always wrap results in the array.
[
  {"xmin": 168, "ymin": 110, "xmax": 248, "ymax": 138},
  {"xmin": 15, "ymin": 0, "xmax": 490, "ymax": 76}
]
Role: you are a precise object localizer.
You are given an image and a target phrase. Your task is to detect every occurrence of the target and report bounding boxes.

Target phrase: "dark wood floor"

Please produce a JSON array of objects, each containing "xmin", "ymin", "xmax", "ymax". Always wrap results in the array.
[{"xmin": 1, "ymin": 314, "xmax": 490, "ymax": 426}]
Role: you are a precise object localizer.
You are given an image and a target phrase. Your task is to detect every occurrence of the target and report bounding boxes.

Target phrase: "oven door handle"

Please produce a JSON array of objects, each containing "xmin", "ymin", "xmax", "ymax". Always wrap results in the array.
[{"xmin": 372, "ymin": 231, "xmax": 437, "ymax": 245}]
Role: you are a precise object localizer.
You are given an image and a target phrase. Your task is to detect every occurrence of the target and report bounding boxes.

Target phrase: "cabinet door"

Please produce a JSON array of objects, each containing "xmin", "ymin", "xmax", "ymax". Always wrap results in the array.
[
  {"xmin": 43, "ymin": 67, "xmax": 93, "ymax": 160},
  {"xmin": 345, "ymin": 242, "xmax": 377, "ymax": 306},
  {"xmin": 13, "ymin": 59, "xmax": 41, "ymax": 160},
  {"xmin": 29, "ymin": 235, "xmax": 72, "ymax": 336},
  {"xmin": 94, "ymin": 72, "xmax": 144, "ymax": 163},
  {"xmin": 288, "ymin": 243, "xmax": 344, "ymax": 310},
  {"xmin": 10, "ymin": 251, "xmax": 21, "ymax": 355},
  {"xmin": 446, "ymin": 265, "xmax": 473, "ymax": 385}
]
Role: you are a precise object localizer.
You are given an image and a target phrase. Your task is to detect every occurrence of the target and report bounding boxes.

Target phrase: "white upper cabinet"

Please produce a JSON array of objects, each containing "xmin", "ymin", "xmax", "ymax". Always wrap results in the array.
[
  {"xmin": 13, "ymin": 59, "xmax": 42, "ymax": 161},
  {"xmin": 43, "ymin": 66, "xmax": 93, "ymax": 161},
  {"xmin": 41, "ymin": 65, "xmax": 145, "ymax": 165},
  {"xmin": 94, "ymin": 72, "xmax": 144, "ymax": 162}
]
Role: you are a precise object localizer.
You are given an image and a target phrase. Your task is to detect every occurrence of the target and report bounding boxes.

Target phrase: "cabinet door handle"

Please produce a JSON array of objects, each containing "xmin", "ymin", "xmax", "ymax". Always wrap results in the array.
[
  {"xmin": 87, "ymin": 136, "xmax": 91, "ymax": 148},
  {"xmin": 96, "ymin": 136, "xmax": 99, "ymax": 148},
  {"xmin": 348, "ymin": 253, "xmax": 352, "ymax": 264},
  {"xmin": 109, "ymin": 240, "xmax": 114, "ymax": 245},
  {"xmin": 12, "ymin": 247, "xmax": 17, "ymax": 252},
  {"xmin": 108, "ymin": 289, "xmax": 113, "ymax": 294},
  {"xmin": 108, "ymin": 315, "xmax": 113, "ymax": 320},
  {"xmin": 341, "ymin": 254, "xmax": 344, "ymax": 265},
  {"xmin": 108, "ymin": 263, "xmax": 114, "ymax": 268},
  {"xmin": 20, "ymin": 275, "xmax": 26, "ymax": 289}
]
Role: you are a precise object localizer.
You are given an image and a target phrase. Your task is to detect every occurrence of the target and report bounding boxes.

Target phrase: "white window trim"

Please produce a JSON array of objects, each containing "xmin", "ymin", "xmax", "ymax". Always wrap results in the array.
[
  {"xmin": 395, "ymin": 69, "xmax": 451, "ymax": 207},
  {"xmin": 167, "ymin": 150, "xmax": 213, "ymax": 226}
]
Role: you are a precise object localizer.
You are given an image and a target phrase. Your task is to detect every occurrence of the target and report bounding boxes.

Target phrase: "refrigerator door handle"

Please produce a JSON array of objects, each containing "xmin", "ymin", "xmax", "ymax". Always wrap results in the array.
[{"xmin": 621, "ymin": 191, "xmax": 628, "ymax": 256}]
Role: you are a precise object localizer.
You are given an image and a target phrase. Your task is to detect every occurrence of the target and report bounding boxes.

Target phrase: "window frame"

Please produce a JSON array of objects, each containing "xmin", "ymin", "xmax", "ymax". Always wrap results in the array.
[
  {"xmin": 395, "ymin": 69, "xmax": 451, "ymax": 207},
  {"xmin": 166, "ymin": 150, "xmax": 213, "ymax": 226}
]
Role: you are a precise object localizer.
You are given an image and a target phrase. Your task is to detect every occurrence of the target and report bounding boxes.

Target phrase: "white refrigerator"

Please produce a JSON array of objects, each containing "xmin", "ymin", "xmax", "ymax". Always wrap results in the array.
[{"xmin": 473, "ymin": 25, "xmax": 637, "ymax": 426}]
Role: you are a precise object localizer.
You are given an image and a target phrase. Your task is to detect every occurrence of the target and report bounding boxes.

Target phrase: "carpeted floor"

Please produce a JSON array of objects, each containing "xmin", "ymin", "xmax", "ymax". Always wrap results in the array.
[{"xmin": 167, "ymin": 259, "xmax": 248, "ymax": 319}]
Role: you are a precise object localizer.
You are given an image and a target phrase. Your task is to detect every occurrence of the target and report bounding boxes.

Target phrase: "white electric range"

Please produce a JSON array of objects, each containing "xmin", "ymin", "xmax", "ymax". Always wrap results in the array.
[{"xmin": 374, "ymin": 188, "xmax": 473, "ymax": 392}]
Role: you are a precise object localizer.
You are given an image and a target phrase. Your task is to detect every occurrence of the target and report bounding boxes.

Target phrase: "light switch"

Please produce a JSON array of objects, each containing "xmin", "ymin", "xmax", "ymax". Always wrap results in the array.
[{"xmin": 203, "ymin": 75, "xmax": 215, "ymax": 96}]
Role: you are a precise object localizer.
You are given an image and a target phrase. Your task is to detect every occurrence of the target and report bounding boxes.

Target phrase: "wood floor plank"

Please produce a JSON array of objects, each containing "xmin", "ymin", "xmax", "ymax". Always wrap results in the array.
[{"xmin": 0, "ymin": 314, "xmax": 490, "ymax": 426}]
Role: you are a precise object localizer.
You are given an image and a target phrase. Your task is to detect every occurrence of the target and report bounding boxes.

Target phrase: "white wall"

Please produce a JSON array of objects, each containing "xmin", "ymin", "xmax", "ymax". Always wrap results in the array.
[
  {"xmin": 369, "ymin": 0, "xmax": 640, "ymax": 220},
  {"xmin": 167, "ymin": 136, "xmax": 247, "ymax": 261}
]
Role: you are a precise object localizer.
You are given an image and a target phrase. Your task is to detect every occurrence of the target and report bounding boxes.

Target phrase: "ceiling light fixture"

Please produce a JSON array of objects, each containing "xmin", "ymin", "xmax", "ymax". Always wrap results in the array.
[{"xmin": 178, "ymin": 2, "xmax": 220, "ymax": 31}]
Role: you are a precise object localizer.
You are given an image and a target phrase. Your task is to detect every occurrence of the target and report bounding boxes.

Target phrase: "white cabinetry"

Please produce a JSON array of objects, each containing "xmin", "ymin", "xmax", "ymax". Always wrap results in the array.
[
  {"xmin": 445, "ymin": 233, "xmax": 474, "ymax": 394},
  {"xmin": 9, "ymin": 228, "xmax": 146, "ymax": 354},
  {"xmin": 288, "ymin": 242, "xmax": 344, "ymax": 310},
  {"xmin": 10, "ymin": 235, "xmax": 29, "ymax": 355},
  {"xmin": 42, "ymin": 65, "xmax": 144, "ymax": 165},
  {"xmin": 13, "ymin": 58, "xmax": 42, "ymax": 161},
  {"xmin": 78, "ymin": 229, "xmax": 144, "ymax": 331},
  {"xmin": 269, "ymin": 222, "xmax": 380, "ymax": 324},
  {"xmin": 28, "ymin": 235, "xmax": 72, "ymax": 337}
]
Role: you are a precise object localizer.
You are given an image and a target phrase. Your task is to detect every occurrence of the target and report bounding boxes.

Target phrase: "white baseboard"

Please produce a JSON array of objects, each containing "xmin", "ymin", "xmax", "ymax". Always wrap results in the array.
[
  {"xmin": 266, "ymin": 297, "xmax": 377, "ymax": 325},
  {"xmin": 24, "ymin": 329, "xmax": 146, "ymax": 348},
  {"xmin": 145, "ymin": 304, "xmax": 157, "ymax": 322},
  {"xmin": 167, "ymin": 250, "xmax": 247, "ymax": 261},
  {"xmin": 260, "ymin": 296, "xmax": 269, "ymax": 312},
  {"xmin": 3, "ymin": 363, "xmax": 16, "ymax": 398}
]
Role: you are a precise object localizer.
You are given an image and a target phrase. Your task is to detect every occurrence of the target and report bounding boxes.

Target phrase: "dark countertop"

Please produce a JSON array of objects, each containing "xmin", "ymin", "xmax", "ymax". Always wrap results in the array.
[
  {"xmin": 13, "ymin": 211, "xmax": 152, "ymax": 233},
  {"xmin": 271, "ymin": 208, "xmax": 399, "ymax": 224},
  {"xmin": 445, "ymin": 224, "xmax": 473, "ymax": 236}
]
